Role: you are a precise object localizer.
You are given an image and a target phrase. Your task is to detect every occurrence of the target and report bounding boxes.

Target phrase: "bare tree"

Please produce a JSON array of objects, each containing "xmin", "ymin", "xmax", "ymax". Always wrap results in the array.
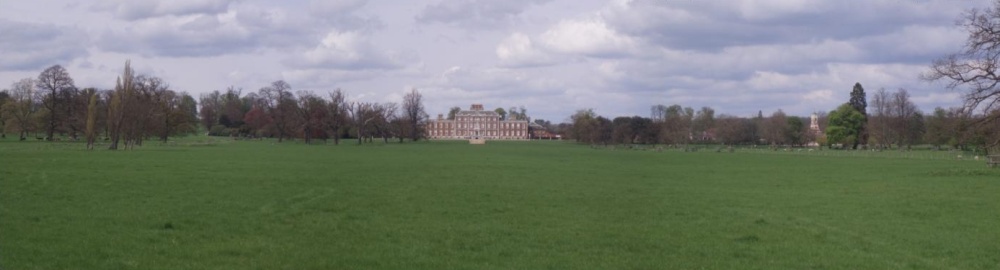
[
  {"xmin": 348, "ymin": 101, "xmax": 376, "ymax": 144},
  {"xmin": 199, "ymin": 90, "xmax": 221, "ymax": 133},
  {"xmin": 36, "ymin": 65, "xmax": 75, "ymax": 140},
  {"xmin": 868, "ymin": 88, "xmax": 892, "ymax": 149},
  {"xmin": 259, "ymin": 80, "xmax": 296, "ymax": 142},
  {"xmin": 692, "ymin": 106, "xmax": 715, "ymax": 142},
  {"xmin": 324, "ymin": 89, "xmax": 348, "ymax": 145},
  {"xmin": 401, "ymin": 88, "xmax": 427, "ymax": 141},
  {"xmin": 219, "ymin": 86, "xmax": 245, "ymax": 130},
  {"xmin": 296, "ymin": 91, "xmax": 327, "ymax": 144},
  {"xmin": 654, "ymin": 105, "xmax": 693, "ymax": 145},
  {"xmin": 372, "ymin": 102, "xmax": 398, "ymax": 143},
  {"xmin": 1, "ymin": 78, "xmax": 38, "ymax": 140},
  {"xmin": 925, "ymin": 1, "xmax": 1000, "ymax": 146},
  {"xmin": 762, "ymin": 110, "xmax": 788, "ymax": 147},
  {"xmin": 889, "ymin": 89, "xmax": 921, "ymax": 149},
  {"xmin": 715, "ymin": 115, "xmax": 751, "ymax": 145}
]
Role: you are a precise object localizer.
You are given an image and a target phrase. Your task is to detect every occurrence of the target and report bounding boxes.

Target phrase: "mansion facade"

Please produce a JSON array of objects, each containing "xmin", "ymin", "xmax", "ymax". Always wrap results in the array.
[{"xmin": 426, "ymin": 104, "xmax": 529, "ymax": 140}]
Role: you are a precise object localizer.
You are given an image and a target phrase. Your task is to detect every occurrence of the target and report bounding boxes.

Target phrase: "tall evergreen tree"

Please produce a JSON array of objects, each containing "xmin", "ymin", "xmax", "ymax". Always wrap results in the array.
[
  {"xmin": 849, "ymin": 82, "xmax": 867, "ymax": 115},
  {"xmin": 848, "ymin": 82, "xmax": 868, "ymax": 148}
]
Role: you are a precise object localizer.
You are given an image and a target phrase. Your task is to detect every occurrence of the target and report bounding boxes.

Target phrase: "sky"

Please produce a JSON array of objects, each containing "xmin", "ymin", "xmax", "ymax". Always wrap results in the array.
[{"xmin": 0, "ymin": 0, "xmax": 987, "ymax": 122}]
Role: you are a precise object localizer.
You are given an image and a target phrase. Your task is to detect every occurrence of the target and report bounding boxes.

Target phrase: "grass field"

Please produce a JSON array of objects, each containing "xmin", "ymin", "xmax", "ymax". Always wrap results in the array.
[{"xmin": 2, "ymin": 137, "xmax": 1000, "ymax": 269}]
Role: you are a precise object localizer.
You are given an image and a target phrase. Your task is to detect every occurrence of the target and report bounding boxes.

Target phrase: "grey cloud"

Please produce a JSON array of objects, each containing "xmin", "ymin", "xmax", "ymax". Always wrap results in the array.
[
  {"xmin": 308, "ymin": 0, "xmax": 367, "ymax": 16},
  {"xmin": 95, "ymin": 1, "xmax": 385, "ymax": 58},
  {"xmin": 416, "ymin": 0, "xmax": 552, "ymax": 29},
  {"xmin": 91, "ymin": 0, "xmax": 238, "ymax": 21},
  {"xmin": 96, "ymin": 15, "xmax": 256, "ymax": 57},
  {"xmin": 602, "ymin": 0, "xmax": 972, "ymax": 53},
  {"xmin": 97, "ymin": 7, "xmax": 324, "ymax": 57},
  {"xmin": 307, "ymin": 0, "xmax": 385, "ymax": 33},
  {"xmin": 0, "ymin": 19, "xmax": 89, "ymax": 71}
]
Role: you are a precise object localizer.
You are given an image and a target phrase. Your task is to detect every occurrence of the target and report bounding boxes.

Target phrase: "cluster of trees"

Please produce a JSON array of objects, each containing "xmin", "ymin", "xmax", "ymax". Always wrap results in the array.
[
  {"xmin": 0, "ymin": 61, "xmax": 429, "ymax": 150},
  {"xmin": 197, "ymin": 81, "xmax": 428, "ymax": 145},
  {"xmin": 567, "ymin": 105, "xmax": 817, "ymax": 147},
  {"xmin": 826, "ymin": 83, "xmax": 998, "ymax": 151},
  {"xmin": 564, "ymin": 81, "xmax": 998, "ymax": 151},
  {"xmin": 0, "ymin": 63, "xmax": 199, "ymax": 149}
]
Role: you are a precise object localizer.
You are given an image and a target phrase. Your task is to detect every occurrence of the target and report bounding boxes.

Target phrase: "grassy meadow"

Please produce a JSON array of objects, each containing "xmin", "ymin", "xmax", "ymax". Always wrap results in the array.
[{"xmin": 2, "ymin": 137, "xmax": 999, "ymax": 269}]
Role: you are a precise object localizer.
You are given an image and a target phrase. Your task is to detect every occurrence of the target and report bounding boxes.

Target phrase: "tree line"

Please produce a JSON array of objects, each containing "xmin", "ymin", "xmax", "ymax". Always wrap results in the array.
[
  {"xmin": 198, "ymin": 81, "xmax": 427, "ymax": 145},
  {"xmin": 566, "ymin": 104, "xmax": 816, "ymax": 147},
  {"xmin": 563, "ymin": 82, "xmax": 998, "ymax": 151},
  {"xmin": 0, "ymin": 63, "xmax": 199, "ymax": 150},
  {"xmin": 0, "ymin": 61, "xmax": 429, "ymax": 150}
]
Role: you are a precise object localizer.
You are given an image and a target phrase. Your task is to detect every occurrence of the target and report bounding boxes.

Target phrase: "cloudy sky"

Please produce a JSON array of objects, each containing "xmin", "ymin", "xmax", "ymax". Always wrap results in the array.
[{"xmin": 0, "ymin": 0, "xmax": 985, "ymax": 121}]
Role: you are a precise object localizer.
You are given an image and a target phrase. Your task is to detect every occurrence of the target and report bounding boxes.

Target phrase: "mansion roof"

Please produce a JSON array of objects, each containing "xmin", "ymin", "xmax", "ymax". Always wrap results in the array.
[{"xmin": 456, "ymin": 110, "xmax": 500, "ymax": 117}]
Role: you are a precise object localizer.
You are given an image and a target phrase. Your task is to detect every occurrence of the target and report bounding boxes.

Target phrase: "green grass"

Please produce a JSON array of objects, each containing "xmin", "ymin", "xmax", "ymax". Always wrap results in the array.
[{"xmin": 2, "ymin": 137, "xmax": 1000, "ymax": 269}]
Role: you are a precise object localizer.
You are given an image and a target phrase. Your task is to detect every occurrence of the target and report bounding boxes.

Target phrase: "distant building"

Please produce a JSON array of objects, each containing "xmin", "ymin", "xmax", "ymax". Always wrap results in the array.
[
  {"xmin": 426, "ymin": 104, "xmax": 529, "ymax": 140},
  {"xmin": 529, "ymin": 122, "xmax": 560, "ymax": 140}
]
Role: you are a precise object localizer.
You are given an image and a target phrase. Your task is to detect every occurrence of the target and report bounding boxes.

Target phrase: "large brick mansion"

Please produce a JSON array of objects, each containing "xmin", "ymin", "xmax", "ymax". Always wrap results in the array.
[{"xmin": 426, "ymin": 104, "xmax": 529, "ymax": 140}]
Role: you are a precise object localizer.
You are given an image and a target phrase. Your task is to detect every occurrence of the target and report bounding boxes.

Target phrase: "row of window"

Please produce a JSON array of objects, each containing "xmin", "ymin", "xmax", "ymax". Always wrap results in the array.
[
  {"xmin": 430, "ymin": 123, "xmax": 526, "ymax": 129},
  {"xmin": 429, "ymin": 130, "xmax": 526, "ymax": 137},
  {"xmin": 455, "ymin": 117, "xmax": 499, "ymax": 122}
]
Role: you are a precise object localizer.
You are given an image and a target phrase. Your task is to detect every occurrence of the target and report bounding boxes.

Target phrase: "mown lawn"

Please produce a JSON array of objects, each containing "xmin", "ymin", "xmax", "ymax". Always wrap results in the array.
[{"xmin": 1, "ymin": 138, "xmax": 999, "ymax": 269}]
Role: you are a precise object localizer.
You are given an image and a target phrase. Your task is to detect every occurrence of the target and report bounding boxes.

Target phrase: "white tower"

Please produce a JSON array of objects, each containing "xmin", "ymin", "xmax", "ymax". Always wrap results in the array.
[{"xmin": 809, "ymin": 113, "xmax": 820, "ymax": 135}]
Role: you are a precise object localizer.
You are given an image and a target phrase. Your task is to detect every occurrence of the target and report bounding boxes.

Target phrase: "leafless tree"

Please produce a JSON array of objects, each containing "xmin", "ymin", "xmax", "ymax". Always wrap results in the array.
[
  {"xmin": 296, "ymin": 91, "xmax": 327, "ymax": 144},
  {"xmin": 1, "ymin": 78, "xmax": 38, "ymax": 140},
  {"xmin": 654, "ymin": 105, "xmax": 693, "ymax": 145},
  {"xmin": 762, "ymin": 110, "xmax": 788, "ymax": 147},
  {"xmin": 259, "ymin": 80, "xmax": 296, "ymax": 142},
  {"xmin": 371, "ymin": 102, "xmax": 398, "ymax": 143},
  {"xmin": 324, "ymin": 89, "xmax": 348, "ymax": 144},
  {"xmin": 401, "ymin": 88, "xmax": 427, "ymax": 141},
  {"xmin": 348, "ymin": 101, "xmax": 376, "ymax": 144},
  {"xmin": 925, "ymin": 1, "xmax": 1000, "ymax": 146},
  {"xmin": 199, "ymin": 90, "xmax": 221, "ymax": 132},
  {"xmin": 868, "ymin": 88, "xmax": 892, "ymax": 149},
  {"xmin": 889, "ymin": 89, "xmax": 921, "ymax": 149},
  {"xmin": 692, "ymin": 106, "xmax": 715, "ymax": 142},
  {"xmin": 220, "ymin": 86, "xmax": 245, "ymax": 130},
  {"xmin": 36, "ymin": 65, "xmax": 75, "ymax": 140},
  {"xmin": 714, "ymin": 115, "xmax": 753, "ymax": 145}
]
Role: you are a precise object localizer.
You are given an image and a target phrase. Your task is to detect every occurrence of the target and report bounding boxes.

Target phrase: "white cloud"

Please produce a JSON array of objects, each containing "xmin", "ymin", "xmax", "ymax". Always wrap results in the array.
[
  {"xmin": 496, "ymin": 32, "xmax": 558, "ymax": 67},
  {"xmin": 0, "ymin": 0, "xmax": 984, "ymax": 121},
  {"xmin": 803, "ymin": 89, "xmax": 834, "ymax": 102},
  {"xmin": 95, "ymin": 4, "xmax": 328, "ymax": 57},
  {"xmin": 430, "ymin": 66, "xmax": 562, "ymax": 95},
  {"xmin": 286, "ymin": 31, "xmax": 413, "ymax": 70},
  {"xmin": 538, "ymin": 19, "xmax": 636, "ymax": 57}
]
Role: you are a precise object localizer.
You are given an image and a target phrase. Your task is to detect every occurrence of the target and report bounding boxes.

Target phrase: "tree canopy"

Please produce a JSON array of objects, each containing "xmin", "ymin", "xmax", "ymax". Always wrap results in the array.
[{"xmin": 825, "ymin": 103, "xmax": 865, "ymax": 148}]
